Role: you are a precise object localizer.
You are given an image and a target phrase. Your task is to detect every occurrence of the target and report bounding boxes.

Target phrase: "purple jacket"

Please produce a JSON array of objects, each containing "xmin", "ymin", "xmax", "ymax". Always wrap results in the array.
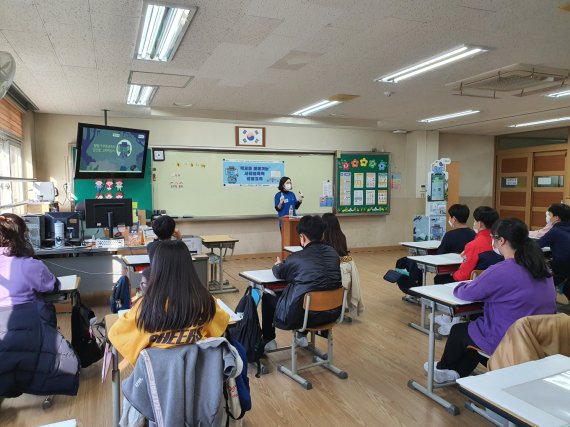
[
  {"xmin": 453, "ymin": 258, "xmax": 556, "ymax": 355},
  {"xmin": 0, "ymin": 247, "xmax": 58, "ymax": 307}
]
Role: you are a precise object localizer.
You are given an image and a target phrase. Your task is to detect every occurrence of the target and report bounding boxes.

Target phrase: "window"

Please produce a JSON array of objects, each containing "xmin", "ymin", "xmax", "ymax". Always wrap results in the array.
[{"xmin": 0, "ymin": 131, "xmax": 25, "ymax": 214}]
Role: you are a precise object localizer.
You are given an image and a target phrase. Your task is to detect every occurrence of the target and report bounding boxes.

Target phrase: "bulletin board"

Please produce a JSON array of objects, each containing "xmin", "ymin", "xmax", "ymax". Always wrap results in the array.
[
  {"xmin": 152, "ymin": 149, "xmax": 334, "ymax": 219},
  {"xmin": 72, "ymin": 149, "xmax": 152, "ymax": 216},
  {"xmin": 335, "ymin": 152, "xmax": 390, "ymax": 214}
]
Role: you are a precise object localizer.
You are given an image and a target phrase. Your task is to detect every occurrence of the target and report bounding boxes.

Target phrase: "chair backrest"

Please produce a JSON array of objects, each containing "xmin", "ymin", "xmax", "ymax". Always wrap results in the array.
[
  {"xmin": 470, "ymin": 269, "xmax": 484, "ymax": 280},
  {"xmin": 300, "ymin": 287, "xmax": 346, "ymax": 331},
  {"xmin": 303, "ymin": 287, "xmax": 345, "ymax": 311}
]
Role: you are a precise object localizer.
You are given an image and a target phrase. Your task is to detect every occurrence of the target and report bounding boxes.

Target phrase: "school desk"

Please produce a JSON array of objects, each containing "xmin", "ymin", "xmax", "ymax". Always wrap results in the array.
[
  {"xmin": 121, "ymin": 253, "xmax": 208, "ymax": 289},
  {"xmin": 43, "ymin": 275, "xmax": 81, "ymax": 309},
  {"xmin": 201, "ymin": 235, "xmax": 239, "ymax": 294},
  {"xmin": 399, "ymin": 240, "xmax": 441, "ymax": 255},
  {"xmin": 408, "ymin": 282, "xmax": 483, "ymax": 415},
  {"xmin": 284, "ymin": 245, "xmax": 303, "ymax": 253},
  {"xmin": 406, "ymin": 253, "xmax": 463, "ymax": 337},
  {"xmin": 457, "ymin": 354, "xmax": 570, "ymax": 427}
]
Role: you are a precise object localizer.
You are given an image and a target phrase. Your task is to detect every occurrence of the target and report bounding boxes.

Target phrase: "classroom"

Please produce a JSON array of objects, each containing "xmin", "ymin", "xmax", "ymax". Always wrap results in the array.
[{"xmin": 1, "ymin": 1, "xmax": 569, "ymax": 426}]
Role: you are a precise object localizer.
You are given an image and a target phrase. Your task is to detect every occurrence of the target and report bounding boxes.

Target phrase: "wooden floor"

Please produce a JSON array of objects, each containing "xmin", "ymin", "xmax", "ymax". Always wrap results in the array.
[{"xmin": 1, "ymin": 248, "xmax": 495, "ymax": 426}]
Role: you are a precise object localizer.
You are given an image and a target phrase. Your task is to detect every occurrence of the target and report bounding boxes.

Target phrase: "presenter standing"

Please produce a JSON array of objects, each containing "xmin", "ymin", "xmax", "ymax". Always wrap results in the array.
[{"xmin": 274, "ymin": 176, "xmax": 303, "ymax": 229}]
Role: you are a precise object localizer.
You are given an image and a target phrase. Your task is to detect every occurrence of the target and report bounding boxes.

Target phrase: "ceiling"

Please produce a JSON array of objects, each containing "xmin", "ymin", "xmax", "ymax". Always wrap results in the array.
[{"xmin": 1, "ymin": 0, "xmax": 570, "ymax": 135}]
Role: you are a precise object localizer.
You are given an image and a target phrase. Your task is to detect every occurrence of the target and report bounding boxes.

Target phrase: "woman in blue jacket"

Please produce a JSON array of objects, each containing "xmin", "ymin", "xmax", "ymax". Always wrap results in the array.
[{"xmin": 274, "ymin": 176, "xmax": 303, "ymax": 228}]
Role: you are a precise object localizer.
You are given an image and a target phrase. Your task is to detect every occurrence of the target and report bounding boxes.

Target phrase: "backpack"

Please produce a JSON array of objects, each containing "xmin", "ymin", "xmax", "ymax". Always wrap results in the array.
[
  {"xmin": 228, "ymin": 286, "xmax": 264, "ymax": 377},
  {"xmin": 393, "ymin": 256, "xmax": 423, "ymax": 294},
  {"xmin": 224, "ymin": 336, "xmax": 252, "ymax": 423},
  {"xmin": 109, "ymin": 275, "xmax": 131, "ymax": 314},
  {"xmin": 71, "ymin": 295, "xmax": 104, "ymax": 368}
]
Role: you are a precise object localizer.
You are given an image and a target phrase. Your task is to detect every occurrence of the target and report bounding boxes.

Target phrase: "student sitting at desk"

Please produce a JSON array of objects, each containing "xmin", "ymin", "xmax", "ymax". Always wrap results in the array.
[
  {"xmin": 109, "ymin": 240, "xmax": 229, "ymax": 365},
  {"xmin": 146, "ymin": 215, "xmax": 181, "ymax": 263},
  {"xmin": 529, "ymin": 205, "xmax": 561, "ymax": 239},
  {"xmin": 388, "ymin": 204, "xmax": 476, "ymax": 293},
  {"xmin": 263, "ymin": 215, "xmax": 341, "ymax": 350},
  {"xmin": 427, "ymin": 218, "xmax": 556, "ymax": 383},
  {"xmin": 0, "ymin": 213, "xmax": 79, "ymax": 398},
  {"xmin": 322, "ymin": 213, "xmax": 364, "ymax": 318},
  {"xmin": 538, "ymin": 203, "xmax": 570, "ymax": 301},
  {"xmin": 449, "ymin": 206, "xmax": 499, "ymax": 282}
]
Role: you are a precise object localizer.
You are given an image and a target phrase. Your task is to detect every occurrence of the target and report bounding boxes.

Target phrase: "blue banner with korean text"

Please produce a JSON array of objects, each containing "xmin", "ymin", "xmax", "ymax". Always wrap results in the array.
[{"xmin": 222, "ymin": 159, "xmax": 285, "ymax": 186}]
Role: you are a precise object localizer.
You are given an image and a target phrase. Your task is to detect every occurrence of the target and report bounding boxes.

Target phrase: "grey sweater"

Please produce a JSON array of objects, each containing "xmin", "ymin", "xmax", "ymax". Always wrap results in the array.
[{"xmin": 120, "ymin": 337, "xmax": 242, "ymax": 427}]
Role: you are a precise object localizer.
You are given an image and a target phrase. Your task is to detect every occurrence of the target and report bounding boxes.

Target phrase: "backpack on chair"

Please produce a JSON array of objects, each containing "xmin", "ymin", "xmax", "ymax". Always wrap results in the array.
[
  {"xmin": 228, "ymin": 286, "xmax": 264, "ymax": 377},
  {"xmin": 71, "ymin": 294, "xmax": 104, "ymax": 368}
]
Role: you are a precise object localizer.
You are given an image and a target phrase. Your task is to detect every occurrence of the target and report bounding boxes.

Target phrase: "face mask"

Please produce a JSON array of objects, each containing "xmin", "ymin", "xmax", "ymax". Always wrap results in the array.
[
  {"xmin": 284, "ymin": 183, "xmax": 292, "ymax": 191},
  {"xmin": 493, "ymin": 247, "xmax": 501, "ymax": 256},
  {"xmin": 546, "ymin": 213, "xmax": 551, "ymax": 225},
  {"xmin": 448, "ymin": 219, "xmax": 454, "ymax": 228},
  {"xmin": 473, "ymin": 226, "xmax": 479, "ymax": 234}
]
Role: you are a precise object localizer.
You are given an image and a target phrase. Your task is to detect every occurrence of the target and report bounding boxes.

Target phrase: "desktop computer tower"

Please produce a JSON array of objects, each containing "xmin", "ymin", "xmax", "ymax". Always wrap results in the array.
[{"xmin": 23, "ymin": 215, "xmax": 45, "ymax": 249}]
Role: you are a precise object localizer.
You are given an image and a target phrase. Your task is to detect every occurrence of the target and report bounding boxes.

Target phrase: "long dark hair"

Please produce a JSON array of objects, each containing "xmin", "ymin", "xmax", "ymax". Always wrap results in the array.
[
  {"xmin": 322, "ymin": 213, "xmax": 348, "ymax": 256},
  {"xmin": 492, "ymin": 218, "xmax": 551, "ymax": 279},
  {"xmin": 136, "ymin": 240, "xmax": 216, "ymax": 332},
  {"xmin": 0, "ymin": 213, "xmax": 34, "ymax": 257}
]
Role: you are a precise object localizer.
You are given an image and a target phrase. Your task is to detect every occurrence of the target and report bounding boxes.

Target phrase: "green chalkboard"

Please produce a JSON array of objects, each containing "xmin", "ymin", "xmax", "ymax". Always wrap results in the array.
[
  {"xmin": 72, "ymin": 149, "xmax": 152, "ymax": 216},
  {"xmin": 335, "ymin": 152, "xmax": 390, "ymax": 214}
]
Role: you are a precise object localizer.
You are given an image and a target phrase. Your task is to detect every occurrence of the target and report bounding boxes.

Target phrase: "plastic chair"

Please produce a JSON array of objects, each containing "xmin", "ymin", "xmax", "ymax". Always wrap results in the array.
[{"xmin": 276, "ymin": 287, "xmax": 348, "ymax": 390}]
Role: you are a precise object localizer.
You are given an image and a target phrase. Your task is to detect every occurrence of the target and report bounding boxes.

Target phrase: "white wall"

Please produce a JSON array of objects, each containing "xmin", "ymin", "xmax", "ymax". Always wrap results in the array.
[
  {"xmin": 439, "ymin": 133, "xmax": 495, "ymax": 210},
  {"xmin": 34, "ymin": 113, "xmax": 420, "ymax": 254}
]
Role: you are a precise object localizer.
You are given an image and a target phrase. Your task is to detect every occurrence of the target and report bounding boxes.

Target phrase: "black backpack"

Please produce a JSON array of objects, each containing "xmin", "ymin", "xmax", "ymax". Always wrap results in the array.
[
  {"xmin": 71, "ymin": 295, "xmax": 104, "ymax": 368},
  {"xmin": 228, "ymin": 286, "xmax": 264, "ymax": 377}
]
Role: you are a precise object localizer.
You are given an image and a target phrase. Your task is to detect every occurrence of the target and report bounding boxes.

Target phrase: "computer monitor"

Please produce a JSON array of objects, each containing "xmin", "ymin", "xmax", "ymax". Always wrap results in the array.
[
  {"xmin": 84, "ymin": 198, "xmax": 133, "ymax": 231},
  {"xmin": 44, "ymin": 211, "xmax": 80, "ymax": 241}
]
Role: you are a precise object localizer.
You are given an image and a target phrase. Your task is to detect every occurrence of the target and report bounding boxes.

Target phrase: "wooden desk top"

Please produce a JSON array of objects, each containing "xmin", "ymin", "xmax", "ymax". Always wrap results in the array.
[{"xmin": 200, "ymin": 235, "xmax": 239, "ymax": 243}]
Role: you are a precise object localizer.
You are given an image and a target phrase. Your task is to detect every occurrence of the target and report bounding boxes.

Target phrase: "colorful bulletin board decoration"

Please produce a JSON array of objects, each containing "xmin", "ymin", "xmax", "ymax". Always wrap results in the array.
[
  {"xmin": 335, "ymin": 152, "xmax": 390, "ymax": 215},
  {"xmin": 235, "ymin": 126, "xmax": 266, "ymax": 147},
  {"xmin": 222, "ymin": 159, "xmax": 284, "ymax": 186}
]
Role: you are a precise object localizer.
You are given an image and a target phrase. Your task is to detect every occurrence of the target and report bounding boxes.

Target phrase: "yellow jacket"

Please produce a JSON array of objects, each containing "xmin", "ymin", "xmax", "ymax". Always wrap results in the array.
[{"xmin": 109, "ymin": 298, "xmax": 230, "ymax": 365}]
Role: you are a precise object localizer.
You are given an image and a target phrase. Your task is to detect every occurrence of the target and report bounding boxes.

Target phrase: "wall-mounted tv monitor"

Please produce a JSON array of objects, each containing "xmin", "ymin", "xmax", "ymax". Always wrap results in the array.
[
  {"xmin": 85, "ymin": 198, "xmax": 133, "ymax": 230},
  {"xmin": 75, "ymin": 123, "xmax": 149, "ymax": 179}
]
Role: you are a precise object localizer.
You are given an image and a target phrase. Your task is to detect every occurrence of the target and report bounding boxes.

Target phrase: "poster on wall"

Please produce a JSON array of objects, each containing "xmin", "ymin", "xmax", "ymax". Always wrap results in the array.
[
  {"xmin": 222, "ymin": 159, "xmax": 284, "ymax": 186},
  {"xmin": 335, "ymin": 152, "xmax": 391, "ymax": 214}
]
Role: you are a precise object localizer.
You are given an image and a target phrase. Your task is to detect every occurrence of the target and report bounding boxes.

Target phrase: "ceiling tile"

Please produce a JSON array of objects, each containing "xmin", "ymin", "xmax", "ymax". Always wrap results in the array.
[
  {"xmin": 2, "ymin": 30, "xmax": 61, "ymax": 72},
  {"xmin": 0, "ymin": 0, "xmax": 44, "ymax": 31},
  {"xmin": 222, "ymin": 15, "xmax": 282, "ymax": 46},
  {"xmin": 89, "ymin": 0, "xmax": 142, "ymax": 17},
  {"xmin": 91, "ymin": 13, "xmax": 139, "ymax": 64}
]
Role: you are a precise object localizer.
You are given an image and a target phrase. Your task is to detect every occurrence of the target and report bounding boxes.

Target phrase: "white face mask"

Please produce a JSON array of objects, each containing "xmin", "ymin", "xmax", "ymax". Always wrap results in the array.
[
  {"xmin": 448, "ymin": 219, "xmax": 454, "ymax": 228},
  {"xmin": 473, "ymin": 226, "xmax": 479, "ymax": 234},
  {"xmin": 546, "ymin": 213, "xmax": 551, "ymax": 225},
  {"xmin": 493, "ymin": 247, "xmax": 501, "ymax": 256},
  {"xmin": 284, "ymin": 183, "xmax": 292, "ymax": 191}
]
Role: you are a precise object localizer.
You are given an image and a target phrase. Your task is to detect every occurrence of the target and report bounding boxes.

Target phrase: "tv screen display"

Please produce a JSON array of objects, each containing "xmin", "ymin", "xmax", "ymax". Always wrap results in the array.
[{"xmin": 75, "ymin": 123, "xmax": 149, "ymax": 179}]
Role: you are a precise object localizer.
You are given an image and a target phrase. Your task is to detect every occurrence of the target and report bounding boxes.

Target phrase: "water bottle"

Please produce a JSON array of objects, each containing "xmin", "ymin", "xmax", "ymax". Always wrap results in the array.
[
  {"xmin": 289, "ymin": 205, "xmax": 294, "ymax": 217},
  {"xmin": 54, "ymin": 221, "xmax": 65, "ymax": 248}
]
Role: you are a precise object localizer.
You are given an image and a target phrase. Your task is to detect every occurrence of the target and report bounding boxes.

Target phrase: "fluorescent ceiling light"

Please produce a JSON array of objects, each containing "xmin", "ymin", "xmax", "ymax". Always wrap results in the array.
[
  {"xmin": 546, "ymin": 89, "xmax": 570, "ymax": 98},
  {"xmin": 418, "ymin": 110, "xmax": 480, "ymax": 123},
  {"xmin": 376, "ymin": 45, "xmax": 488, "ymax": 84},
  {"xmin": 127, "ymin": 84, "xmax": 158, "ymax": 106},
  {"xmin": 136, "ymin": 3, "xmax": 196, "ymax": 62},
  {"xmin": 291, "ymin": 100, "xmax": 341, "ymax": 116},
  {"xmin": 508, "ymin": 117, "xmax": 570, "ymax": 128}
]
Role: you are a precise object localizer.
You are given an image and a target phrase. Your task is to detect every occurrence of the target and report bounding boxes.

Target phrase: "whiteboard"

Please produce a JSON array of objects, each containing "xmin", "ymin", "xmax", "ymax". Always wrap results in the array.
[{"xmin": 152, "ymin": 150, "xmax": 334, "ymax": 219}]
